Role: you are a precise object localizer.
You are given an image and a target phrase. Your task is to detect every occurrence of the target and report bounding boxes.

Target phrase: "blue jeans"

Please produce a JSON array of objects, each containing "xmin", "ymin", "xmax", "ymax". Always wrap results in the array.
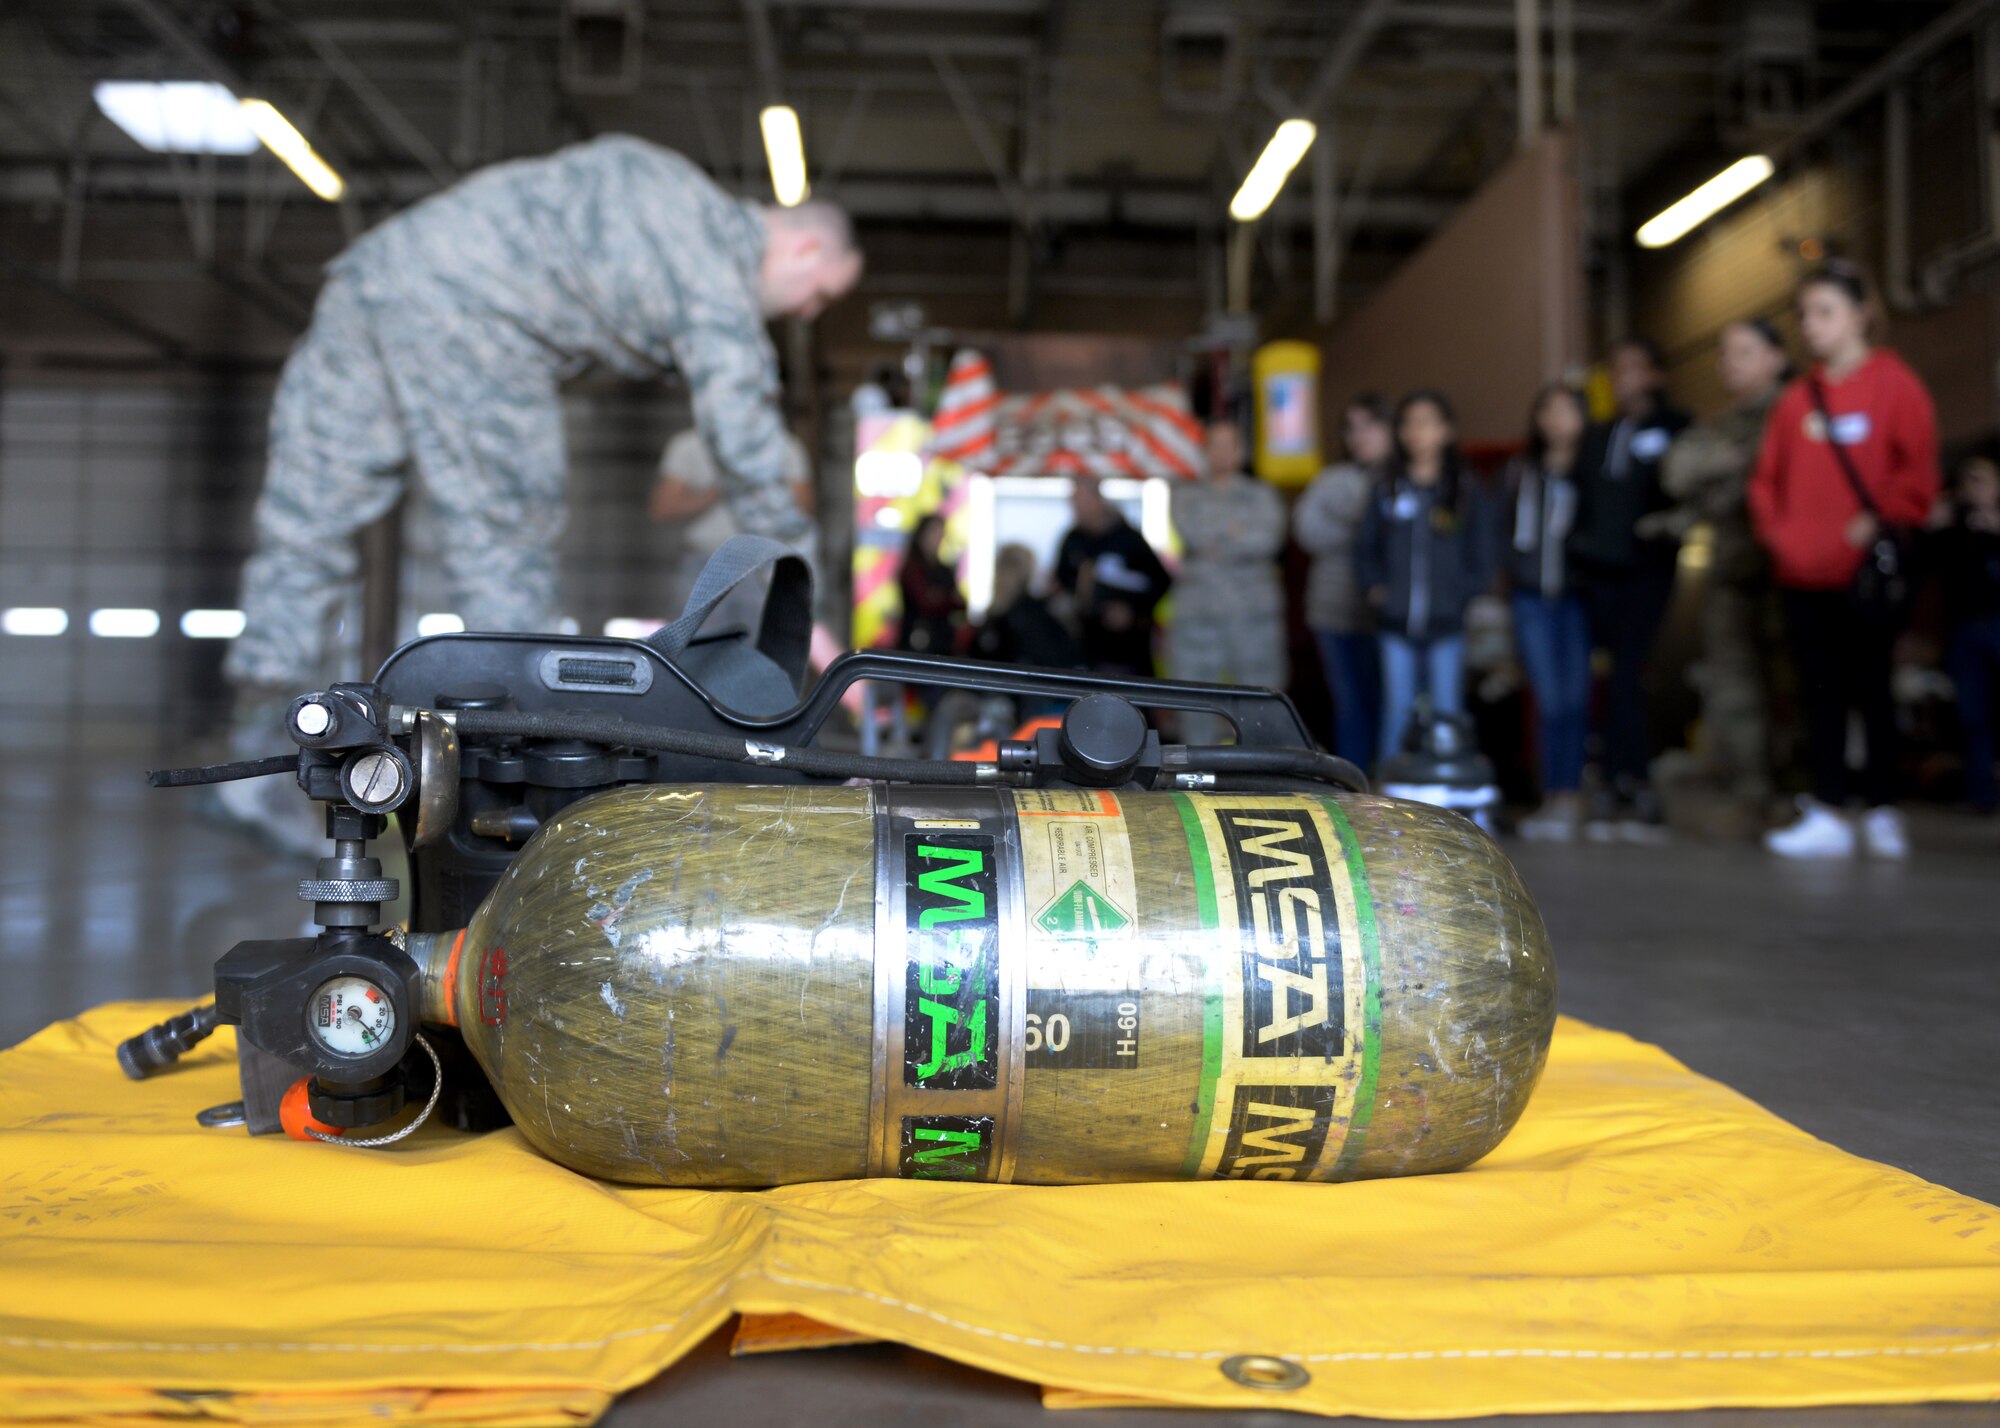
[
  {"xmin": 1311, "ymin": 628, "xmax": 1380, "ymax": 767},
  {"xmin": 1950, "ymin": 613, "xmax": 2000, "ymax": 812},
  {"xmin": 1512, "ymin": 592, "xmax": 1592, "ymax": 794},
  {"xmin": 1379, "ymin": 633, "xmax": 1465, "ymax": 763}
]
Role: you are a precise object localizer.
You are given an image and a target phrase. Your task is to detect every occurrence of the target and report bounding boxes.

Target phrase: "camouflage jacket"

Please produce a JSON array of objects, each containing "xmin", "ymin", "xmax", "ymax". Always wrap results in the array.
[
  {"xmin": 1660, "ymin": 389, "xmax": 1779, "ymax": 583},
  {"xmin": 333, "ymin": 135, "xmax": 804, "ymax": 538}
]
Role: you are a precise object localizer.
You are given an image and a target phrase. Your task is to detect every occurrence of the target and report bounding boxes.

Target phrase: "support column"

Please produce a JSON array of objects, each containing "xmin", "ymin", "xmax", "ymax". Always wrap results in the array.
[{"xmin": 1515, "ymin": 0, "xmax": 1544, "ymax": 149}]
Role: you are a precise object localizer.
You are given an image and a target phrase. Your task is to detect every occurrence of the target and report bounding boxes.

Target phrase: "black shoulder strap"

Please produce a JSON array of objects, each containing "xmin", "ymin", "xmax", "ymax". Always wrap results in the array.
[
  {"xmin": 1808, "ymin": 377, "xmax": 1880, "ymax": 518},
  {"xmin": 645, "ymin": 534, "xmax": 814, "ymax": 709}
]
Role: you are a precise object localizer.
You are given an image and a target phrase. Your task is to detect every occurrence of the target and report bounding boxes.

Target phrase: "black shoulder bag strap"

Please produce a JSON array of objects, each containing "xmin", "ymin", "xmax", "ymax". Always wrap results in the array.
[
  {"xmin": 1807, "ymin": 377, "xmax": 1879, "ymax": 518},
  {"xmin": 644, "ymin": 533, "xmax": 814, "ymax": 712}
]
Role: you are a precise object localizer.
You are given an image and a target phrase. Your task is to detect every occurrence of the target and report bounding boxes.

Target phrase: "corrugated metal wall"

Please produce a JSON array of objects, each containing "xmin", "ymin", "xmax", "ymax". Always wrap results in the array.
[{"xmin": 0, "ymin": 376, "xmax": 723, "ymax": 754}]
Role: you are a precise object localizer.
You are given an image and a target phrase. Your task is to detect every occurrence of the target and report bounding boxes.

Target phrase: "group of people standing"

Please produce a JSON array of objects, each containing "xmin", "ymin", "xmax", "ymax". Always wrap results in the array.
[
  {"xmin": 1289, "ymin": 259, "xmax": 1979, "ymax": 858},
  {"xmin": 892, "ymin": 260, "xmax": 1996, "ymax": 860}
]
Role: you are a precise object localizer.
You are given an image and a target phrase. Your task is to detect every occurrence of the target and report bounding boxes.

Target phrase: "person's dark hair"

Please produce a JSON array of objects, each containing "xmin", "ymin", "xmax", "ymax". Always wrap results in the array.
[
  {"xmin": 1345, "ymin": 391, "xmax": 1391, "ymax": 426},
  {"xmin": 1801, "ymin": 258, "xmax": 1871, "ymax": 308},
  {"xmin": 903, "ymin": 513, "xmax": 947, "ymax": 571},
  {"xmin": 1799, "ymin": 257, "xmax": 1882, "ymax": 341},
  {"xmin": 1612, "ymin": 335, "xmax": 1665, "ymax": 371},
  {"xmin": 1730, "ymin": 316, "xmax": 1797, "ymax": 383},
  {"xmin": 1390, "ymin": 388, "xmax": 1463, "ymax": 509},
  {"xmin": 1524, "ymin": 383, "xmax": 1590, "ymax": 468}
]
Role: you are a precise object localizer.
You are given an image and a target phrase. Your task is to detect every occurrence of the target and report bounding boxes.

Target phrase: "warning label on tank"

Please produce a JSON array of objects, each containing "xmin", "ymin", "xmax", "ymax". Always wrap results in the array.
[
  {"xmin": 899, "ymin": 1114, "xmax": 995, "ymax": 1180},
  {"xmin": 1173, "ymin": 795, "xmax": 1373, "ymax": 1181},
  {"xmin": 902, "ymin": 834, "xmax": 1000, "ymax": 1091},
  {"xmin": 1016, "ymin": 791, "xmax": 1142, "ymax": 1072}
]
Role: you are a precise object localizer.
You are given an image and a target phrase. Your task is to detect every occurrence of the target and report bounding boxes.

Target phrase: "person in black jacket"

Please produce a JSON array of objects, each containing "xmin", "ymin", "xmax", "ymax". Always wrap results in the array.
[
  {"xmin": 1054, "ymin": 475, "xmax": 1172, "ymax": 676},
  {"xmin": 1933, "ymin": 455, "xmax": 2000, "ymax": 812},
  {"xmin": 973, "ymin": 543, "xmax": 1086, "ymax": 670},
  {"xmin": 1567, "ymin": 338, "xmax": 1691, "ymax": 837},
  {"xmin": 1356, "ymin": 390, "xmax": 1498, "ymax": 763}
]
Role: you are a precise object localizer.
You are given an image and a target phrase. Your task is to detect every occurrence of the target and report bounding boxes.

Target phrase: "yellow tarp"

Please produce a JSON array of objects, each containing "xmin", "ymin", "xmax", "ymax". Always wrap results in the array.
[{"xmin": 3, "ymin": 1003, "xmax": 1998, "ymax": 1425}]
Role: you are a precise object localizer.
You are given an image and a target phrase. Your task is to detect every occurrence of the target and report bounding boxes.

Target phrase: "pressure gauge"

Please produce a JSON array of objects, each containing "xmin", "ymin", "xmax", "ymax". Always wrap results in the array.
[{"xmin": 307, "ymin": 975, "xmax": 396, "ymax": 1058}]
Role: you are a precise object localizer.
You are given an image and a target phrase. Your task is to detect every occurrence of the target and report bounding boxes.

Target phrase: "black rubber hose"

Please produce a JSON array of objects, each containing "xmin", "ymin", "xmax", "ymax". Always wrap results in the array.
[
  {"xmin": 447, "ymin": 709, "xmax": 988, "ymax": 785},
  {"xmin": 117, "ymin": 1002, "xmax": 221, "ymax": 1079},
  {"xmin": 1163, "ymin": 745, "xmax": 1371, "ymax": 794},
  {"xmin": 147, "ymin": 753, "xmax": 297, "ymax": 788}
]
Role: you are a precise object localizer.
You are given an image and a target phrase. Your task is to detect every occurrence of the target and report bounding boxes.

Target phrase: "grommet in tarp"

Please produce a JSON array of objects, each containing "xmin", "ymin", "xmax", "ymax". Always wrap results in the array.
[{"xmin": 1220, "ymin": 1354, "xmax": 1311, "ymax": 1391}]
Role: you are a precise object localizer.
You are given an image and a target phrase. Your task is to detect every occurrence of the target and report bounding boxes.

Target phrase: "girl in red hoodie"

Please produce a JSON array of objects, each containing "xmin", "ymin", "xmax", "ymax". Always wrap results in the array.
[{"xmin": 1748, "ymin": 261, "xmax": 1939, "ymax": 859}]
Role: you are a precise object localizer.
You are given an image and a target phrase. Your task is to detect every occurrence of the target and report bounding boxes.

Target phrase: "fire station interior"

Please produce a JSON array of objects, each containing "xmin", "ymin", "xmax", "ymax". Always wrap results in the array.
[{"xmin": 2, "ymin": 3, "xmax": 1998, "ymax": 1426}]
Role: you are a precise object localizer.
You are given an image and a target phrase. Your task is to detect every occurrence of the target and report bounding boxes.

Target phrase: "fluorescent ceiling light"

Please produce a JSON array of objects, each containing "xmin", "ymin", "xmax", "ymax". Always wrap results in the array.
[
  {"xmin": 239, "ymin": 98, "xmax": 346, "ymax": 201},
  {"xmin": 1229, "ymin": 119, "xmax": 1316, "ymax": 222},
  {"xmin": 88, "ymin": 608, "xmax": 160, "ymax": 638},
  {"xmin": 93, "ymin": 81, "xmax": 260, "ymax": 155},
  {"xmin": 604, "ymin": 617, "xmax": 665, "ymax": 639},
  {"xmin": 2, "ymin": 607, "xmax": 68, "ymax": 636},
  {"xmin": 1636, "ymin": 155, "xmax": 1774, "ymax": 249},
  {"xmin": 180, "ymin": 608, "xmax": 246, "ymax": 639},
  {"xmin": 760, "ymin": 105, "xmax": 809, "ymax": 207},
  {"xmin": 417, "ymin": 613, "xmax": 465, "ymax": 636}
]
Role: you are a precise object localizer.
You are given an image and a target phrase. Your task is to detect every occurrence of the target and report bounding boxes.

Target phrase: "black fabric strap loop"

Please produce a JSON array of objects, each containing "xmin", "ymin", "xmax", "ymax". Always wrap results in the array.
[{"xmin": 643, "ymin": 534, "xmax": 814, "ymax": 712}]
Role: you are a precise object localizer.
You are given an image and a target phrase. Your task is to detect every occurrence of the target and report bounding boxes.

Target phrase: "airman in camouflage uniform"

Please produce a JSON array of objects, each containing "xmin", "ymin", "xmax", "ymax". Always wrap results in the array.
[
  {"xmin": 1170, "ymin": 423, "xmax": 1289, "ymax": 741},
  {"xmin": 225, "ymin": 135, "xmax": 861, "ymax": 692},
  {"xmin": 1657, "ymin": 319, "xmax": 1791, "ymax": 823}
]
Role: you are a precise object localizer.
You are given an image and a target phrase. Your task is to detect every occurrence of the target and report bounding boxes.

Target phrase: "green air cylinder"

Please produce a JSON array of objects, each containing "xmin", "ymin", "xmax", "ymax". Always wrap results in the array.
[{"xmin": 410, "ymin": 784, "xmax": 1556, "ymax": 1188}]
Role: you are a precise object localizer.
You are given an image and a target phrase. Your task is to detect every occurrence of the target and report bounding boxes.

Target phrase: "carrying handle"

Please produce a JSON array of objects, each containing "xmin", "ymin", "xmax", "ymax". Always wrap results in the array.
[{"xmin": 644, "ymin": 534, "xmax": 814, "ymax": 692}]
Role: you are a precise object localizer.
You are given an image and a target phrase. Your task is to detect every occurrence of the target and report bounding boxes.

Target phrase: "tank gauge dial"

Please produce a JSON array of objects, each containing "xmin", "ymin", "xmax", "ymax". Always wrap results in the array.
[{"xmin": 307, "ymin": 975, "xmax": 396, "ymax": 1058}]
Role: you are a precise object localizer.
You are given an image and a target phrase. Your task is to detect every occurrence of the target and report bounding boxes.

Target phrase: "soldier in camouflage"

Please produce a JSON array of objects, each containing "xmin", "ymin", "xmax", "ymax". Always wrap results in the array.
[
  {"xmin": 1657, "ymin": 318, "xmax": 1792, "ymax": 825},
  {"xmin": 225, "ymin": 134, "xmax": 860, "ymax": 693},
  {"xmin": 1170, "ymin": 421, "xmax": 1289, "ymax": 742}
]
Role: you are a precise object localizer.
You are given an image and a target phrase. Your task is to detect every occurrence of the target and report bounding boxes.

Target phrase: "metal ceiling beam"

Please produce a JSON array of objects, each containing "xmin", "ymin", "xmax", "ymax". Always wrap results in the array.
[
  {"xmin": 766, "ymin": 0, "xmax": 1050, "ymax": 12},
  {"xmin": 114, "ymin": 0, "xmax": 362, "ymax": 209},
  {"xmin": 116, "ymin": 0, "xmax": 248, "ymax": 93},
  {"xmin": 295, "ymin": 22, "xmax": 457, "ymax": 187},
  {"xmin": 0, "ymin": 162, "xmax": 1455, "ymax": 231},
  {"xmin": 0, "ymin": 249, "xmax": 193, "ymax": 362},
  {"xmin": 741, "ymin": 0, "xmax": 785, "ymax": 106},
  {"xmin": 1776, "ymin": 0, "xmax": 2000, "ymax": 160},
  {"xmin": 1303, "ymin": 0, "xmax": 1400, "ymax": 117},
  {"xmin": 930, "ymin": 50, "xmax": 1031, "ymax": 226}
]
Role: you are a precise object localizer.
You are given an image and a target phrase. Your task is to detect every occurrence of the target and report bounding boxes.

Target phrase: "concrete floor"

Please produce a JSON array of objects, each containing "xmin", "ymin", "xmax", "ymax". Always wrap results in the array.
[{"xmin": 5, "ymin": 746, "xmax": 1998, "ymax": 1427}]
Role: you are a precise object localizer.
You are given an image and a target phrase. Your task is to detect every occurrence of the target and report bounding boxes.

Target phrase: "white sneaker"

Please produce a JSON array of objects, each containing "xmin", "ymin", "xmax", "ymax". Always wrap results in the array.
[
  {"xmin": 1861, "ymin": 806, "xmax": 1910, "ymax": 860},
  {"xmin": 1518, "ymin": 802, "xmax": 1578, "ymax": 842},
  {"xmin": 1764, "ymin": 798, "xmax": 1856, "ymax": 859}
]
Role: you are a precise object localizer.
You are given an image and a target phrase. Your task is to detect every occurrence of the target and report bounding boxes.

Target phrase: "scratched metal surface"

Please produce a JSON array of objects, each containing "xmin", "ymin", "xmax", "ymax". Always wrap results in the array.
[{"xmin": 4, "ymin": 747, "xmax": 1997, "ymax": 1425}]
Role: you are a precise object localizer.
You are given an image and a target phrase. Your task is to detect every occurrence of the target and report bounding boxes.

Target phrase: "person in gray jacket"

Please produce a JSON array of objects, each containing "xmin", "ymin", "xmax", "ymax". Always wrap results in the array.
[
  {"xmin": 218, "ymin": 135, "xmax": 860, "ymax": 850},
  {"xmin": 1294, "ymin": 393, "xmax": 1391, "ymax": 763},
  {"xmin": 1356, "ymin": 391, "xmax": 1499, "ymax": 763}
]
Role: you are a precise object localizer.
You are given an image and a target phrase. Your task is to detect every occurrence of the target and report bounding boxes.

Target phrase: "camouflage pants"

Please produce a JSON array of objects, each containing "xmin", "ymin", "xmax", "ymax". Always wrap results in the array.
[
  {"xmin": 1171, "ymin": 575, "xmax": 1288, "ymax": 743},
  {"xmin": 225, "ymin": 268, "xmax": 566, "ymax": 688},
  {"xmin": 1698, "ymin": 575, "xmax": 1772, "ymax": 805}
]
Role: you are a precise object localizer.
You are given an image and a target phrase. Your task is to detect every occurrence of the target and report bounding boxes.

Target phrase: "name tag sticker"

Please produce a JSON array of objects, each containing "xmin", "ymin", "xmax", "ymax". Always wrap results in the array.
[{"xmin": 1630, "ymin": 427, "xmax": 1671, "ymax": 461}]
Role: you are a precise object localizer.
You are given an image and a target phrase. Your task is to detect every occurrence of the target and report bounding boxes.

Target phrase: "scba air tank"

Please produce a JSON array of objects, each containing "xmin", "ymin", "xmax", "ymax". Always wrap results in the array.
[{"xmin": 409, "ymin": 785, "xmax": 1556, "ymax": 1188}]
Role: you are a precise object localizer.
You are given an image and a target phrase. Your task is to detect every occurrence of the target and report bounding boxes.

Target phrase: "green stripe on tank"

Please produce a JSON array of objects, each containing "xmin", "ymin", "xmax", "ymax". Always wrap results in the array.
[
  {"xmin": 1169, "ymin": 793, "xmax": 1224, "ymax": 1179},
  {"xmin": 1322, "ymin": 798, "xmax": 1383, "ymax": 1178}
]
